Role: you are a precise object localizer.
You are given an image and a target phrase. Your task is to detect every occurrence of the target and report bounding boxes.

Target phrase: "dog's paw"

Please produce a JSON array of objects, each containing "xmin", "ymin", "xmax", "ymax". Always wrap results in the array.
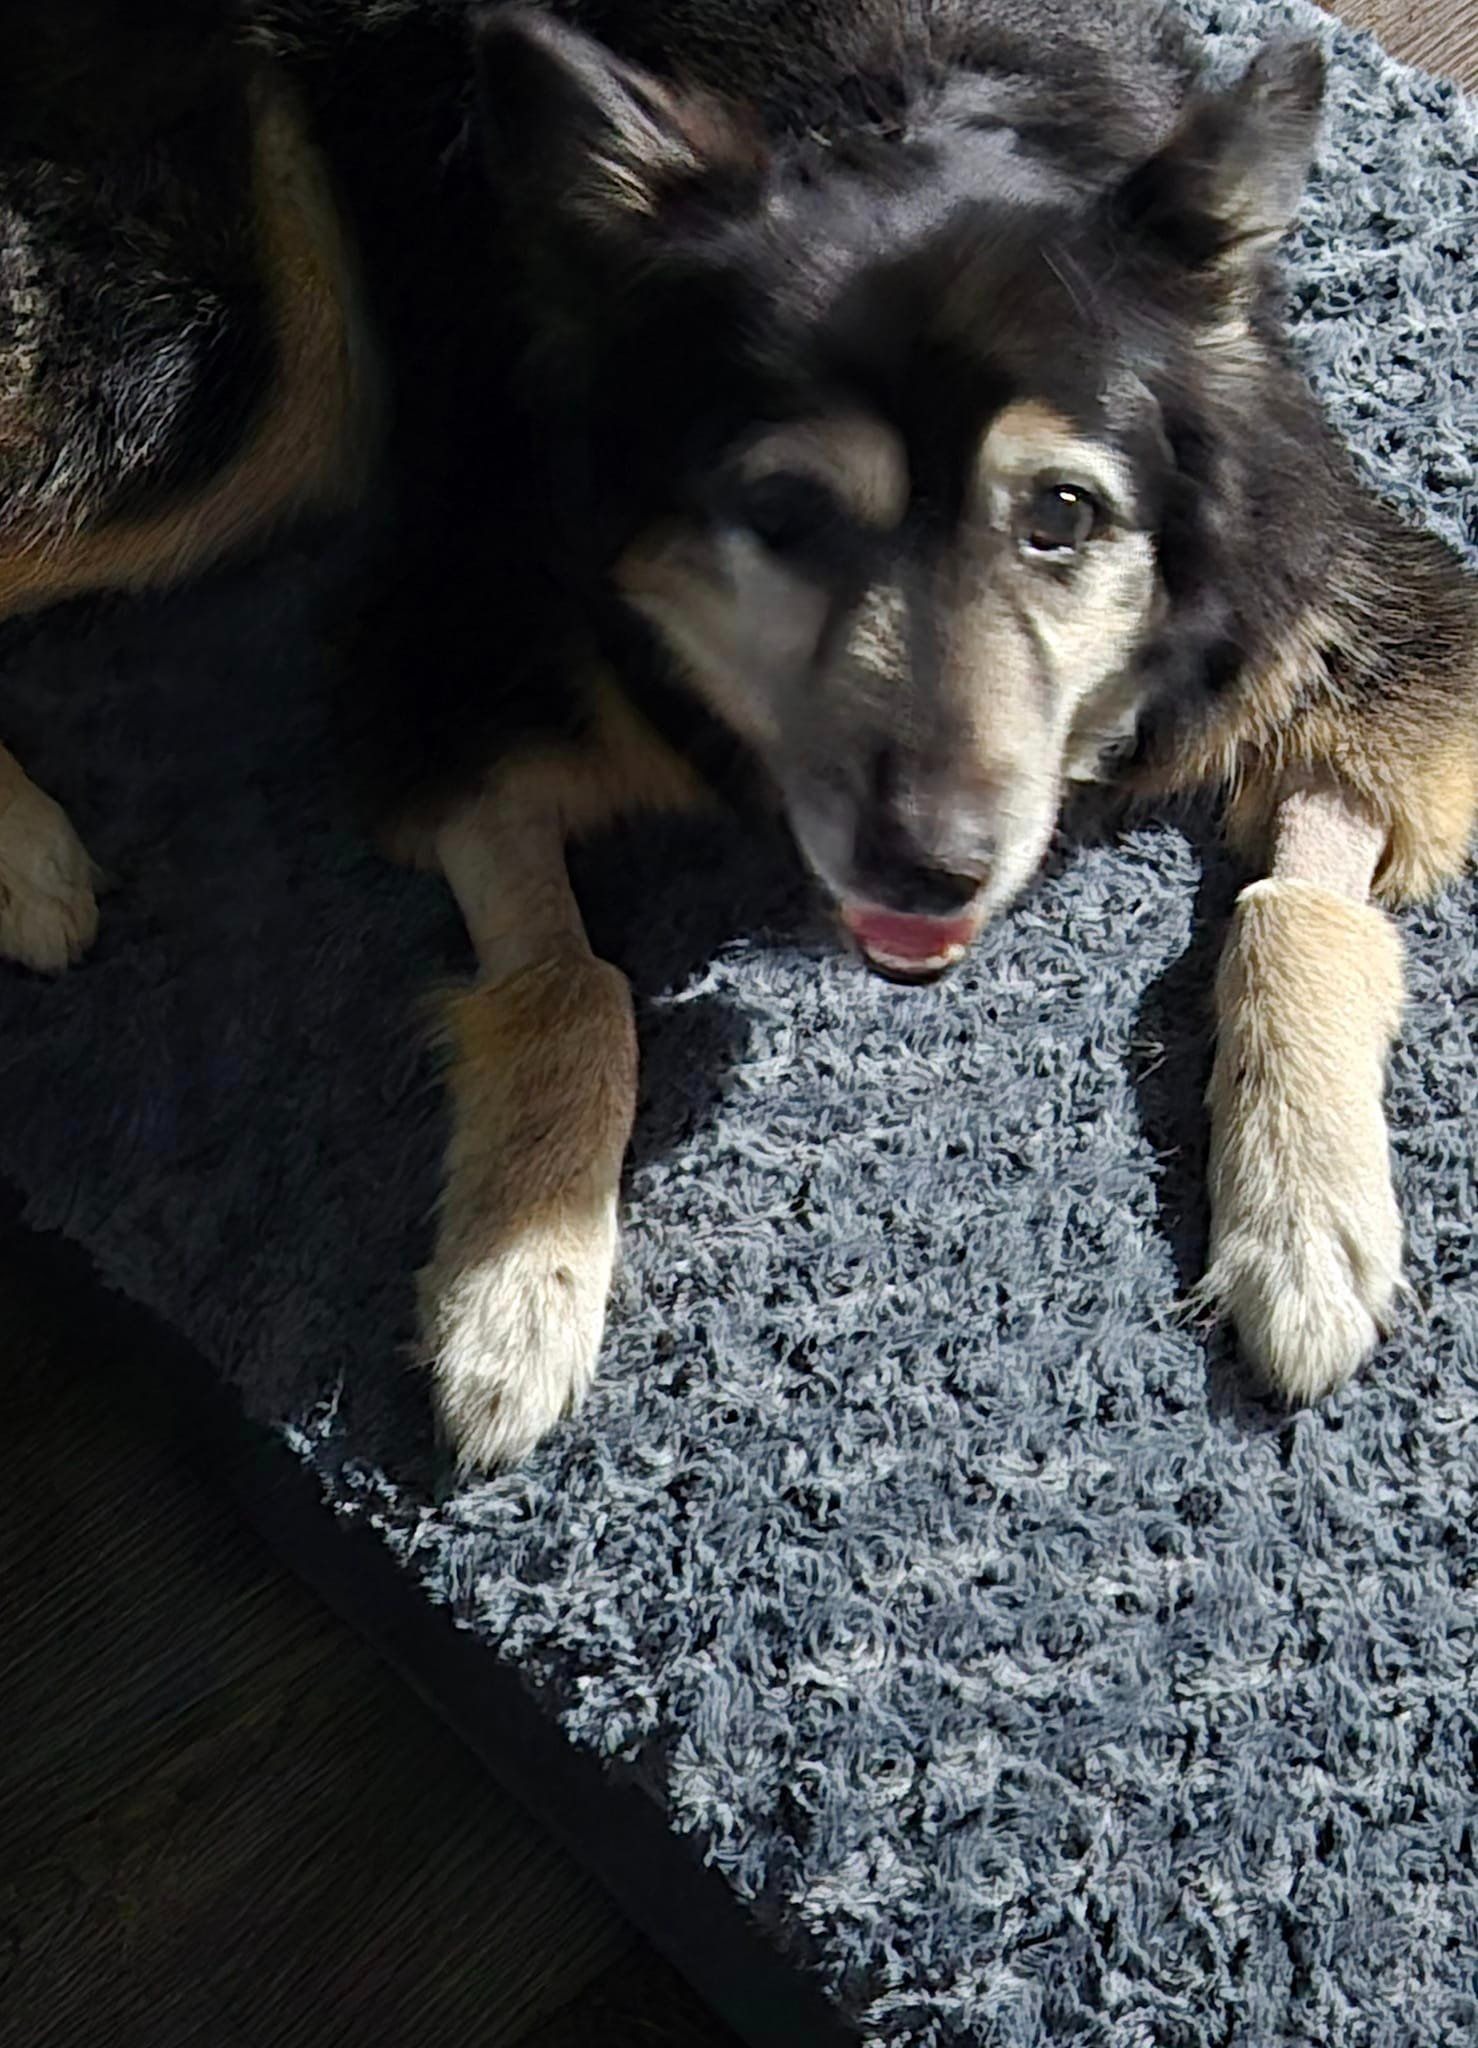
[
  {"xmin": 419, "ymin": 962, "xmax": 638, "ymax": 1474},
  {"xmin": 1197, "ymin": 1177, "xmax": 1402, "ymax": 1404},
  {"xmin": 0, "ymin": 775, "xmax": 100, "ymax": 973},
  {"xmin": 420, "ymin": 1190, "xmax": 618, "ymax": 1473},
  {"xmin": 1200, "ymin": 878, "xmax": 1405, "ymax": 1405}
]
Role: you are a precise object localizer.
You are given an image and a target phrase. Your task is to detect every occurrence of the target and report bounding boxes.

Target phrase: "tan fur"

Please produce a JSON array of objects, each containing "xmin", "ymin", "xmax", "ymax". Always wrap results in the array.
[
  {"xmin": 0, "ymin": 71, "xmax": 371, "ymax": 626},
  {"xmin": 844, "ymin": 578, "xmax": 911, "ymax": 690},
  {"xmin": 1268, "ymin": 769, "xmax": 1385, "ymax": 896},
  {"xmin": 571, "ymin": 75, "xmax": 760, "ymax": 226},
  {"xmin": 935, "ymin": 407, "xmax": 1159, "ymax": 902},
  {"xmin": 0, "ymin": 743, "xmax": 100, "ymax": 971},
  {"xmin": 525, "ymin": 673, "xmax": 712, "ymax": 838},
  {"xmin": 1197, "ymin": 768, "xmax": 1409, "ymax": 1404},
  {"xmin": 740, "ymin": 414, "xmax": 908, "ymax": 529},
  {"xmin": 974, "ymin": 399, "xmax": 1140, "ymax": 515},
  {"xmin": 617, "ymin": 527, "xmax": 810, "ymax": 748},
  {"xmin": 418, "ymin": 753, "xmax": 665, "ymax": 1470},
  {"xmin": 0, "ymin": 216, "xmax": 51, "ymax": 492},
  {"xmin": 437, "ymin": 796, "xmax": 577, "ymax": 983},
  {"xmin": 1157, "ymin": 603, "xmax": 1478, "ymax": 904},
  {"xmin": 432, "ymin": 958, "xmax": 637, "ymax": 1227},
  {"xmin": 1194, "ymin": 312, "xmax": 1266, "ymax": 379},
  {"xmin": 421, "ymin": 958, "xmax": 638, "ymax": 1471}
]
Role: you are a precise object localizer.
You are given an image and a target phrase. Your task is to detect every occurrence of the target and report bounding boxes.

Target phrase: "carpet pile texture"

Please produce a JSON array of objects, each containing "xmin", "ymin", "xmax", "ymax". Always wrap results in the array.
[{"xmin": 1, "ymin": 3, "xmax": 1474, "ymax": 2042}]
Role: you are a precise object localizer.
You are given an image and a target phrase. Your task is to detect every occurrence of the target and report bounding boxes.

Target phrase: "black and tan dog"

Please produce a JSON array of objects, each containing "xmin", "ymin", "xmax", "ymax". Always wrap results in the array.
[{"xmin": 4, "ymin": 1, "xmax": 1476, "ymax": 1469}]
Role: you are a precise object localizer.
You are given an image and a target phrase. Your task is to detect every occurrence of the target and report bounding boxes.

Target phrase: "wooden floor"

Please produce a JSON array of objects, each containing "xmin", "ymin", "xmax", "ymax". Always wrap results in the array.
[
  {"xmin": 1322, "ymin": 0, "xmax": 1478, "ymax": 88},
  {"xmin": 2, "ymin": 9, "xmax": 1471, "ymax": 2048},
  {"xmin": 0, "ymin": 1228, "xmax": 735, "ymax": 2048}
]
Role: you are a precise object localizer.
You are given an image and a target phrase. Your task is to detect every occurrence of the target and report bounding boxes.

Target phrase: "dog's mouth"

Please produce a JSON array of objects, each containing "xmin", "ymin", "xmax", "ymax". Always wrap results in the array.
[{"xmin": 839, "ymin": 903, "xmax": 981, "ymax": 983}]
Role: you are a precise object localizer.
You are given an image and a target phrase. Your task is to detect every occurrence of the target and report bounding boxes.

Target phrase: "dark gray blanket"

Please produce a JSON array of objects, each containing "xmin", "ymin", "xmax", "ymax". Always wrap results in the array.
[{"xmin": 2, "ymin": 3, "xmax": 1475, "ymax": 2042}]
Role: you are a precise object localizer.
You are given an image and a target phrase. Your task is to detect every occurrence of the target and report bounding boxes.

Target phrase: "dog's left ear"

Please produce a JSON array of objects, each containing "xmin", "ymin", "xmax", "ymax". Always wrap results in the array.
[
  {"xmin": 471, "ymin": 5, "xmax": 764, "ymax": 235},
  {"xmin": 1113, "ymin": 39, "xmax": 1325, "ymax": 278}
]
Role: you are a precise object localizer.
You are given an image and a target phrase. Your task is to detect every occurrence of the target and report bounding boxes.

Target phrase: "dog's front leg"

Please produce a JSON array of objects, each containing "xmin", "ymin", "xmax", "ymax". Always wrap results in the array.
[
  {"xmin": 420, "ymin": 780, "xmax": 637, "ymax": 1472},
  {"xmin": 0, "ymin": 744, "xmax": 101, "ymax": 973},
  {"xmin": 1198, "ymin": 772, "xmax": 1405, "ymax": 1402}
]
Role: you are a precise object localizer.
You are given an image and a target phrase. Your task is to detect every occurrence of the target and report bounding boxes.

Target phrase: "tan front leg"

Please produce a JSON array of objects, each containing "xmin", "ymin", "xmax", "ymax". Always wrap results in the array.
[
  {"xmin": 0, "ymin": 745, "xmax": 101, "ymax": 973},
  {"xmin": 1199, "ymin": 771, "xmax": 1404, "ymax": 1401},
  {"xmin": 419, "ymin": 780, "xmax": 637, "ymax": 1472}
]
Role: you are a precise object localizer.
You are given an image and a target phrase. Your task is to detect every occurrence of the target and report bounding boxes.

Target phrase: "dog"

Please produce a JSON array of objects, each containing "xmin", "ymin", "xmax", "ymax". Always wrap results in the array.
[{"xmin": 4, "ymin": 2, "xmax": 1475, "ymax": 1472}]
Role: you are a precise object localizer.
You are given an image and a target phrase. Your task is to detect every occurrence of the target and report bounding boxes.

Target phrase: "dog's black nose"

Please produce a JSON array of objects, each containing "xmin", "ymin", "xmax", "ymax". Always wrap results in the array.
[{"xmin": 850, "ymin": 804, "xmax": 987, "ymax": 915}]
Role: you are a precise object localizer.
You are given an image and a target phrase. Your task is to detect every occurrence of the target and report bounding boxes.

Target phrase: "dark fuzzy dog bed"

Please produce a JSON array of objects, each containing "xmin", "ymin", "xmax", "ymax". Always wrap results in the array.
[{"xmin": 3, "ymin": 3, "xmax": 1476, "ymax": 2043}]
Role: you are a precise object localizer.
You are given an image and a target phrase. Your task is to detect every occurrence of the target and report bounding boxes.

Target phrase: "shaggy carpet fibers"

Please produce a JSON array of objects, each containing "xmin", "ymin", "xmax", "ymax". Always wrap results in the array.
[{"xmin": 2, "ymin": 3, "xmax": 1475, "ymax": 2043}]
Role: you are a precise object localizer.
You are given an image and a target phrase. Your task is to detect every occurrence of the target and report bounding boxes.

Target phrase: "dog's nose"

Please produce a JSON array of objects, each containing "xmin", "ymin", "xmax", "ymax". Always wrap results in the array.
[
  {"xmin": 857, "ymin": 843, "xmax": 984, "ymax": 915},
  {"xmin": 850, "ymin": 782, "xmax": 990, "ymax": 915}
]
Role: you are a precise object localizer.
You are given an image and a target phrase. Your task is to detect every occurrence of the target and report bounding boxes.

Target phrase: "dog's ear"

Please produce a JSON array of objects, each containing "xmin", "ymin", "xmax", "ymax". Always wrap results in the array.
[
  {"xmin": 1113, "ymin": 40, "xmax": 1324, "ymax": 277},
  {"xmin": 471, "ymin": 5, "xmax": 764, "ymax": 234}
]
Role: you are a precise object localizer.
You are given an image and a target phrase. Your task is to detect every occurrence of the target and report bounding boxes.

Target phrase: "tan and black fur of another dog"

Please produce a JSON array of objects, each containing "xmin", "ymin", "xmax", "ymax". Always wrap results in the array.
[{"xmin": 3, "ymin": 0, "xmax": 1476, "ymax": 1471}]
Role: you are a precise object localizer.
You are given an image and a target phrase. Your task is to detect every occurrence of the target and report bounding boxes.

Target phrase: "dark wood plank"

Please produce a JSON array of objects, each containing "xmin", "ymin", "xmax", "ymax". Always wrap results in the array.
[
  {"xmin": 522, "ymin": 1947, "xmax": 756, "ymax": 2048},
  {"xmin": 0, "ymin": 1244, "xmax": 735, "ymax": 2048},
  {"xmin": 1322, "ymin": 0, "xmax": 1478, "ymax": 88}
]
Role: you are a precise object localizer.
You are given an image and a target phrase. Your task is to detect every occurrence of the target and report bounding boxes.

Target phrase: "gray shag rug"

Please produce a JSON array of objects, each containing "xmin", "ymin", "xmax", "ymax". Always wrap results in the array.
[{"xmin": 2, "ymin": 4, "xmax": 1475, "ymax": 2043}]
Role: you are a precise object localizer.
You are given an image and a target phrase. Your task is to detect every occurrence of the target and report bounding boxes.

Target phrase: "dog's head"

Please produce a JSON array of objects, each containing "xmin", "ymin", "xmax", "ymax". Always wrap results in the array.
[{"xmin": 473, "ymin": 7, "xmax": 1323, "ymax": 978}]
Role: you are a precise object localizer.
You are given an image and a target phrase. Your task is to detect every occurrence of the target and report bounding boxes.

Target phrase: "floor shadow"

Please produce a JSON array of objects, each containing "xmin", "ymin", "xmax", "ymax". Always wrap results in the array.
[
  {"xmin": 571, "ymin": 806, "xmax": 815, "ymax": 1182},
  {"xmin": 1129, "ymin": 824, "xmax": 1234, "ymax": 1296},
  {"xmin": 581, "ymin": 780, "xmax": 1291, "ymax": 1433},
  {"xmin": 1124, "ymin": 808, "xmax": 1290, "ymax": 1424},
  {"xmin": 1042, "ymin": 778, "xmax": 1145, "ymax": 887}
]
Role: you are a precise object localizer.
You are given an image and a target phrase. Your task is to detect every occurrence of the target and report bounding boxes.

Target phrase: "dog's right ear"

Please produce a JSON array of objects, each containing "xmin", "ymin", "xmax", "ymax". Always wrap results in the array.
[
  {"xmin": 1113, "ymin": 39, "xmax": 1325, "ymax": 283},
  {"xmin": 471, "ymin": 6, "xmax": 765, "ymax": 235}
]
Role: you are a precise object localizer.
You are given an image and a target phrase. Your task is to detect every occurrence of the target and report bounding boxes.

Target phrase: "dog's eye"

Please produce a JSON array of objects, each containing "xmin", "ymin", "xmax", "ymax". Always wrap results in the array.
[
  {"xmin": 1020, "ymin": 484, "xmax": 1099, "ymax": 557},
  {"xmin": 733, "ymin": 471, "xmax": 846, "ymax": 557}
]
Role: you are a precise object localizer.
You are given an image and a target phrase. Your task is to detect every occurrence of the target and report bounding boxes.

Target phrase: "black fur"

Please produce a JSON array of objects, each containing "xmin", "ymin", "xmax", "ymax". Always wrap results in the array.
[
  {"xmin": 0, "ymin": 1, "xmax": 270, "ymax": 532},
  {"xmin": 320, "ymin": 1, "xmax": 1476, "ymax": 864},
  {"xmin": 3, "ymin": 0, "xmax": 1475, "ymax": 871}
]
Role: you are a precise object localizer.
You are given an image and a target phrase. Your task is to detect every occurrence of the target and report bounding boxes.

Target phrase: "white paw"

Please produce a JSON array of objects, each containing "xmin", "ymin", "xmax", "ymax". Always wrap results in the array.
[
  {"xmin": 1198, "ymin": 1188, "xmax": 1402, "ymax": 1404},
  {"xmin": 0, "ymin": 778, "xmax": 100, "ymax": 973},
  {"xmin": 420, "ymin": 1190, "xmax": 618, "ymax": 1473}
]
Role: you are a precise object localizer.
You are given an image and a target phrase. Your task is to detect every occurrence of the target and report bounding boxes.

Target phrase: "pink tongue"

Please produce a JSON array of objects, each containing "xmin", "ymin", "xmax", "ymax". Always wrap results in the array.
[{"xmin": 842, "ymin": 906, "xmax": 977, "ymax": 963}]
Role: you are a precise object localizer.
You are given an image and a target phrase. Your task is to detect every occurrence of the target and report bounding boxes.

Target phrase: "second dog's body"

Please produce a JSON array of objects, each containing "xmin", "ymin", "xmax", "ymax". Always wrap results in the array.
[{"xmin": 3, "ymin": 1, "xmax": 1475, "ymax": 1468}]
